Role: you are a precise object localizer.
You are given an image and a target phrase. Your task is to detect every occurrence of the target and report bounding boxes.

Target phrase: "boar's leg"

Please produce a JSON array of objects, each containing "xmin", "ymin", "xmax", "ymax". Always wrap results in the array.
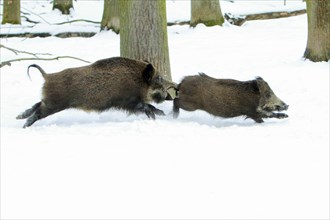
[
  {"xmin": 23, "ymin": 102, "xmax": 64, "ymax": 128},
  {"xmin": 263, "ymin": 112, "xmax": 288, "ymax": 119},
  {"xmin": 16, "ymin": 102, "xmax": 42, "ymax": 119},
  {"xmin": 250, "ymin": 116, "xmax": 264, "ymax": 123},
  {"xmin": 173, "ymin": 98, "xmax": 180, "ymax": 119},
  {"xmin": 173, "ymin": 98, "xmax": 199, "ymax": 118},
  {"xmin": 23, "ymin": 112, "xmax": 41, "ymax": 128},
  {"xmin": 251, "ymin": 111, "xmax": 288, "ymax": 123},
  {"xmin": 135, "ymin": 102, "xmax": 165, "ymax": 119},
  {"xmin": 275, "ymin": 113, "xmax": 288, "ymax": 119}
]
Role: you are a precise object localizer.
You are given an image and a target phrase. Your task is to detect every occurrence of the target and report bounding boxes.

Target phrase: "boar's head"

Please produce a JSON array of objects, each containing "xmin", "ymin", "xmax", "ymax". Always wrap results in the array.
[
  {"xmin": 255, "ymin": 77, "xmax": 289, "ymax": 113},
  {"xmin": 143, "ymin": 63, "xmax": 177, "ymax": 103}
]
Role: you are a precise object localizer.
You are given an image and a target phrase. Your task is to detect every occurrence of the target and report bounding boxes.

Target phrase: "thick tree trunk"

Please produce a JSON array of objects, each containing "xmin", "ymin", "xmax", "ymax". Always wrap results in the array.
[
  {"xmin": 190, "ymin": 0, "xmax": 224, "ymax": 27},
  {"xmin": 53, "ymin": 0, "xmax": 74, "ymax": 15},
  {"xmin": 120, "ymin": 0, "xmax": 171, "ymax": 80},
  {"xmin": 2, "ymin": 0, "xmax": 21, "ymax": 24},
  {"xmin": 101, "ymin": 0, "xmax": 120, "ymax": 33},
  {"xmin": 303, "ymin": 0, "xmax": 330, "ymax": 62}
]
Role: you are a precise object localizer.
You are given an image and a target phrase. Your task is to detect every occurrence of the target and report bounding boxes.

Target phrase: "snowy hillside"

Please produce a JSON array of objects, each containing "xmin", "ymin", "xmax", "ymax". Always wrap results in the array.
[{"xmin": 1, "ymin": 1, "xmax": 329, "ymax": 219}]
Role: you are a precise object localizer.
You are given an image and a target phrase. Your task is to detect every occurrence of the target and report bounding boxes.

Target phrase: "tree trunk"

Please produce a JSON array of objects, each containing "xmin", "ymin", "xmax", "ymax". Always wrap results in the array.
[
  {"xmin": 53, "ymin": 0, "xmax": 74, "ymax": 15},
  {"xmin": 2, "ymin": 0, "xmax": 21, "ymax": 24},
  {"xmin": 120, "ymin": 0, "xmax": 171, "ymax": 80},
  {"xmin": 101, "ymin": 0, "xmax": 120, "ymax": 34},
  {"xmin": 190, "ymin": 0, "xmax": 224, "ymax": 27},
  {"xmin": 303, "ymin": 0, "xmax": 330, "ymax": 62}
]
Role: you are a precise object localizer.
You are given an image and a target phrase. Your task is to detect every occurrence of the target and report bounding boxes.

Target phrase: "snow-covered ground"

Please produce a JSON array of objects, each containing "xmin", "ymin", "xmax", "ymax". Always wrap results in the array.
[{"xmin": 1, "ymin": 1, "xmax": 329, "ymax": 219}]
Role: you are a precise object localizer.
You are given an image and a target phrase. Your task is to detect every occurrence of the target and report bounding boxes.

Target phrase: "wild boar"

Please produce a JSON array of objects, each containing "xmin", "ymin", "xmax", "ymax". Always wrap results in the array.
[
  {"xmin": 173, "ymin": 73, "xmax": 288, "ymax": 123},
  {"xmin": 17, "ymin": 57, "xmax": 177, "ymax": 128}
]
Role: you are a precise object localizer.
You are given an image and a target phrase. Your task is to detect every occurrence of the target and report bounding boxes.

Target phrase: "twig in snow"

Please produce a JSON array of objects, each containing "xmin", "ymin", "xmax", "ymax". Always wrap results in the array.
[
  {"xmin": 21, "ymin": 16, "xmax": 40, "ymax": 24},
  {"xmin": 21, "ymin": 6, "xmax": 51, "ymax": 25},
  {"xmin": 0, "ymin": 44, "xmax": 51, "ymax": 57},
  {"xmin": 0, "ymin": 56, "xmax": 91, "ymax": 68},
  {"xmin": 53, "ymin": 19, "xmax": 100, "ymax": 25}
]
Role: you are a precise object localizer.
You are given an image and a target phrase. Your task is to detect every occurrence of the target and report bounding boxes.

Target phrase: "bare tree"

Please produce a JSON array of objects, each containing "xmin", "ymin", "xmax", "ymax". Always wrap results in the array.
[
  {"xmin": 303, "ymin": 0, "xmax": 330, "ymax": 62},
  {"xmin": 101, "ymin": 0, "xmax": 120, "ymax": 33},
  {"xmin": 120, "ymin": 0, "xmax": 171, "ymax": 80},
  {"xmin": 2, "ymin": 0, "xmax": 21, "ymax": 24},
  {"xmin": 190, "ymin": 0, "xmax": 224, "ymax": 27},
  {"xmin": 53, "ymin": 0, "xmax": 74, "ymax": 15}
]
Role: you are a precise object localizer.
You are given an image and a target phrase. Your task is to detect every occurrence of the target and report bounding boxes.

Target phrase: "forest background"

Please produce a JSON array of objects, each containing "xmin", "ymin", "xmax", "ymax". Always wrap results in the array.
[{"xmin": 1, "ymin": 0, "xmax": 329, "ymax": 219}]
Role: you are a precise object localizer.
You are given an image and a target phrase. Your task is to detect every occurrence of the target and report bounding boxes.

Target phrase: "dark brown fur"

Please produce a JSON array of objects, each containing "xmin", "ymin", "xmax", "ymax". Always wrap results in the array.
[
  {"xmin": 17, "ymin": 57, "xmax": 177, "ymax": 128},
  {"xmin": 173, "ymin": 73, "xmax": 288, "ymax": 123}
]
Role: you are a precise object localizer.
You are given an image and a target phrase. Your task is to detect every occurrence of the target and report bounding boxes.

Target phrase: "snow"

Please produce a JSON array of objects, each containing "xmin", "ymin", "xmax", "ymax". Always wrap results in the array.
[{"xmin": 1, "ymin": 1, "xmax": 329, "ymax": 219}]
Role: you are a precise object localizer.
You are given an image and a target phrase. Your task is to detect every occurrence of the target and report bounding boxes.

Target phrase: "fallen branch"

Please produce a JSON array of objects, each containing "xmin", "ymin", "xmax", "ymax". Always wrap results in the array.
[
  {"xmin": 1, "ymin": 56, "xmax": 91, "ymax": 68},
  {"xmin": 53, "ymin": 19, "xmax": 100, "ymax": 25},
  {"xmin": 0, "ymin": 32, "xmax": 96, "ymax": 38},
  {"xmin": 0, "ymin": 9, "xmax": 307, "ymax": 39},
  {"xmin": 22, "ymin": 15, "xmax": 40, "ymax": 24},
  {"xmin": 21, "ymin": 6, "xmax": 51, "ymax": 25},
  {"xmin": 167, "ymin": 21, "xmax": 190, "ymax": 26},
  {"xmin": 225, "ymin": 9, "xmax": 306, "ymax": 26},
  {"xmin": 1, "ymin": 44, "xmax": 90, "ymax": 68},
  {"xmin": 1, "ymin": 44, "xmax": 51, "ymax": 57},
  {"xmin": 0, "ymin": 25, "xmax": 36, "ymax": 29}
]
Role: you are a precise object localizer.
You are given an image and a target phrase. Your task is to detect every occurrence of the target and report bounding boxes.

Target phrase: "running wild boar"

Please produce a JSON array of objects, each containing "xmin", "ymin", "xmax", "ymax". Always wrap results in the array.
[
  {"xmin": 173, "ymin": 73, "xmax": 289, "ymax": 123},
  {"xmin": 17, "ymin": 57, "xmax": 177, "ymax": 128}
]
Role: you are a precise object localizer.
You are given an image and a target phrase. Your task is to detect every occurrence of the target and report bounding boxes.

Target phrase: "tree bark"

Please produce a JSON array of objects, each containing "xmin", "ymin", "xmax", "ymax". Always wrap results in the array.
[
  {"xmin": 2, "ymin": 0, "xmax": 21, "ymax": 24},
  {"xmin": 190, "ymin": 0, "xmax": 224, "ymax": 27},
  {"xmin": 303, "ymin": 0, "xmax": 330, "ymax": 62},
  {"xmin": 101, "ymin": 0, "xmax": 120, "ymax": 33},
  {"xmin": 120, "ymin": 0, "xmax": 171, "ymax": 80},
  {"xmin": 53, "ymin": 0, "xmax": 74, "ymax": 15}
]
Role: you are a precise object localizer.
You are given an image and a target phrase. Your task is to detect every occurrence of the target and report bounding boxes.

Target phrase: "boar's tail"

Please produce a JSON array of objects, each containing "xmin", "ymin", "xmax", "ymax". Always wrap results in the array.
[{"xmin": 27, "ymin": 64, "xmax": 47, "ymax": 80}]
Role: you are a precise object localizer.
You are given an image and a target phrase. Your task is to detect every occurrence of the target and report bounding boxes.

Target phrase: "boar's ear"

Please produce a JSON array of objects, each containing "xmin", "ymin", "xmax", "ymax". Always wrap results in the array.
[
  {"xmin": 252, "ymin": 80, "xmax": 260, "ymax": 93},
  {"xmin": 253, "ymin": 77, "xmax": 265, "ymax": 93},
  {"xmin": 256, "ymin": 76, "xmax": 263, "ymax": 80},
  {"xmin": 143, "ymin": 63, "xmax": 155, "ymax": 84}
]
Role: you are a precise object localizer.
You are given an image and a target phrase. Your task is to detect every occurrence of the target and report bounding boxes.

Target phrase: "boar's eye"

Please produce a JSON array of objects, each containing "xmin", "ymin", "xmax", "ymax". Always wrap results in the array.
[{"xmin": 155, "ymin": 76, "xmax": 163, "ymax": 84}]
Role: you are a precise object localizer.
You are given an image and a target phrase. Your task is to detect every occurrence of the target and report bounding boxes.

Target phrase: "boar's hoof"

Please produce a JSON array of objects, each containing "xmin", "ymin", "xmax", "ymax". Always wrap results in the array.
[
  {"xmin": 260, "ymin": 112, "xmax": 288, "ymax": 121},
  {"xmin": 16, "ymin": 114, "xmax": 25, "ymax": 120},
  {"xmin": 23, "ymin": 113, "xmax": 39, "ymax": 128},
  {"xmin": 16, "ymin": 102, "xmax": 42, "ymax": 120},
  {"xmin": 147, "ymin": 104, "xmax": 165, "ymax": 117},
  {"xmin": 274, "ymin": 113, "xmax": 288, "ymax": 119},
  {"xmin": 253, "ymin": 118, "xmax": 264, "ymax": 123},
  {"xmin": 145, "ymin": 104, "xmax": 165, "ymax": 119},
  {"xmin": 135, "ymin": 103, "xmax": 165, "ymax": 119}
]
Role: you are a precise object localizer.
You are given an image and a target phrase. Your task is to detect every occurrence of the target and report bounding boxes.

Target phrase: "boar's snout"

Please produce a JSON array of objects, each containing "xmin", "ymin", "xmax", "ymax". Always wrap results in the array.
[
  {"xmin": 261, "ymin": 98, "xmax": 289, "ymax": 113},
  {"xmin": 264, "ymin": 102, "xmax": 289, "ymax": 112},
  {"xmin": 147, "ymin": 76, "xmax": 178, "ymax": 103},
  {"xmin": 277, "ymin": 102, "xmax": 289, "ymax": 111},
  {"xmin": 256, "ymin": 78, "xmax": 289, "ymax": 113}
]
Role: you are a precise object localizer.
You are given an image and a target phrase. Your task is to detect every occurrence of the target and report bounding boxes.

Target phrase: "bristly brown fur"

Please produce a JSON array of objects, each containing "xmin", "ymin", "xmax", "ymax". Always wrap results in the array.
[
  {"xmin": 173, "ymin": 73, "xmax": 288, "ymax": 123},
  {"xmin": 17, "ymin": 57, "xmax": 177, "ymax": 128}
]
